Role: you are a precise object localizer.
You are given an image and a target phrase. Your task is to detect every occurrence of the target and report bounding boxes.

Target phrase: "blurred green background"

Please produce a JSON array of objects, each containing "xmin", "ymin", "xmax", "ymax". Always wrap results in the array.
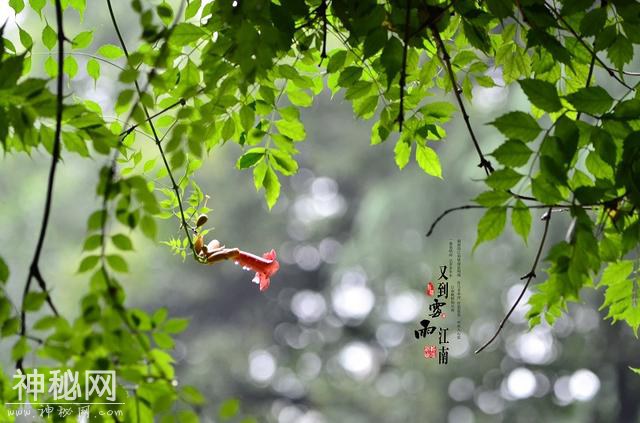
[{"xmin": 1, "ymin": 2, "xmax": 640, "ymax": 422}]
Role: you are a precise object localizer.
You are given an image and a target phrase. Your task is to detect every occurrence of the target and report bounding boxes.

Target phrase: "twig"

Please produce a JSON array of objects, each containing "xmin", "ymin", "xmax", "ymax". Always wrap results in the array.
[
  {"xmin": 320, "ymin": 0, "xmax": 328, "ymax": 61},
  {"xmin": 430, "ymin": 26, "xmax": 493, "ymax": 175},
  {"xmin": 107, "ymin": 0, "xmax": 195, "ymax": 253},
  {"xmin": 398, "ymin": 0, "xmax": 411, "ymax": 132},
  {"xmin": 119, "ymin": 97, "xmax": 188, "ymax": 137},
  {"xmin": 545, "ymin": 3, "xmax": 633, "ymax": 90},
  {"xmin": 16, "ymin": 0, "xmax": 65, "ymax": 371},
  {"xmin": 474, "ymin": 207, "xmax": 553, "ymax": 354}
]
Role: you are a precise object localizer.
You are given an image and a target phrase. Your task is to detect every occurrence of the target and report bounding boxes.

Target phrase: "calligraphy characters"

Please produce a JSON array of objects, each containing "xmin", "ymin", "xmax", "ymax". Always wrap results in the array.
[{"xmin": 418, "ymin": 264, "xmax": 450, "ymax": 364}]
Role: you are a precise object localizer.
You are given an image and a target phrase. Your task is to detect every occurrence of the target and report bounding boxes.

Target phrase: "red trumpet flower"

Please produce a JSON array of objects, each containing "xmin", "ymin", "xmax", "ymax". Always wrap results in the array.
[
  {"xmin": 234, "ymin": 249, "xmax": 280, "ymax": 292},
  {"xmin": 196, "ymin": 236, "xmax": 280, "ymax": 292}
]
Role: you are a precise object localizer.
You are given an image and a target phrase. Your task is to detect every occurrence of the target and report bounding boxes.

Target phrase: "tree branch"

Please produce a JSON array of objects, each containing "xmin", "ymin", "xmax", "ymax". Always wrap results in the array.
[
  {"xmin": 119, "ymin": 97, "xmax": 188, "ymax": 138},
  {"xmin": 430, "ymin": 26, "xmax": 494, "ymax": 175},
  {"xmin": 320, "ymin": 0, "xmax": 328, "ymax": 61},
  {"xmin": 17, "ymin": 0, "xmax": 65, "ymax": 371},
  {"xmin": 106, "ymin": 0, "xmax": 195, "ymax": 253},
  {"xmin": 545, "ymin": 3, "xmax": 633, "ymax": 90},
  {"xmin": 474, "ymin": 207, "xmax": 553, "ymax": 354},
  {"xmin": 398, "ymin": 0, "xmax": 411, "ymax": 132}
]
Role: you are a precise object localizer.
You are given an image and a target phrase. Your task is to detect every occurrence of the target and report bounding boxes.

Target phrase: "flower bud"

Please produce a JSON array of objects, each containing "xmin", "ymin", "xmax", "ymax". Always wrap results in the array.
[
  {"xmin": 194, "ymin": 235, "xmax": 204, "ymax": 255},
  {"xmin": 196, "ymin": 214, "xmax": 208, "ymax": 227}
]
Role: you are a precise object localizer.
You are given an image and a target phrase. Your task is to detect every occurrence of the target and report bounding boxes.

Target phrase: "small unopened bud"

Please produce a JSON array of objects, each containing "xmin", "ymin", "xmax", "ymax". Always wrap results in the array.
[
  {"xmin": 196, "ymin": 214, "xmax": 208, "ymax": 227},
  {"xmin": 207, "ymin": 239, "xmax": 221, "ymax": 252},
  {"xmin": 194, "ymin": 235, "xmax": 204, "ymax": 255}
]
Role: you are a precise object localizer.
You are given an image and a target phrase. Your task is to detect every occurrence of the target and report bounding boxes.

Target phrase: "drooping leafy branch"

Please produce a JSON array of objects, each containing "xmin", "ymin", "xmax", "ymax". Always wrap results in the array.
[{"xmin": 2, "ymin": 0, "xmax": 640, "ymax": 419}]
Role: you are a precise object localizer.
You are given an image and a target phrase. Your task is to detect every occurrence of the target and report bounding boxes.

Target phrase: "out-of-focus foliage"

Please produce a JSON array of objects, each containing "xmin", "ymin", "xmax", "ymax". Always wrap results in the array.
[{"xmin": 1, "ymin": 0, "xmax": 640, "ymax": 421}]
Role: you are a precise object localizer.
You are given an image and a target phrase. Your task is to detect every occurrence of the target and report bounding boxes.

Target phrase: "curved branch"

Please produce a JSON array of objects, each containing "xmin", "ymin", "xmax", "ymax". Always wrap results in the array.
[
  {"xmin": 106, "ymin": 0, "xmax": 195, "ymax": 253},
  {"xmin": 545, "ymin": 3, "xmax": 633, "ymax": 90},
  {"xmin": 17, "ymin": 0, "xmax": 65, "ymax": 371},
  {"xmin": 430, "ymin": 27, "xmax": 493, "ymax": 175},
  {"xmin": 474, "ymin": 207, "xmax": 553, "ymax": 354}
]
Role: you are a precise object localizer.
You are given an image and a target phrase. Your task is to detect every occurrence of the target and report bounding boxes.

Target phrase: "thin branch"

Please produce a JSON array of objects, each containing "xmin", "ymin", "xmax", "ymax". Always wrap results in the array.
[
  {"xmin": 430, "ymin": 26, "xmax": 493, "ymax": 175},
  {"xmin": 398, "ymin": 0, "xmax": 411, "ymax": 132},
  {"xmin": 320, "ymin": 0, "xmax": 328, "ymax": 61},
  {"xmin": 425, "ymin": 201, "xmax": 608, "ymax": 237},
  {"xmin": 475, "ymin": 207, "xmax": 553, "ymax": 354},
  {"xmin": 545, "ymin": 3, "xmax": 633, "ymax": 90},
  {"xmin": 408, "ymin": 1, "xmax": 456, "ymax": 39},
  {"xmin": 17, "ymin": 0, "xmax": 65, "ymax": 371},
  {"xmin": 426, "ymin": 205, "xmax": 484, "ymax": 237},
  {"xmin": 119, "ymin": 97, "xmax": 187, "ymax": 137},
  {"xmin": 107, "ymin": 0, "xmax": 195, "ymax": 253}
]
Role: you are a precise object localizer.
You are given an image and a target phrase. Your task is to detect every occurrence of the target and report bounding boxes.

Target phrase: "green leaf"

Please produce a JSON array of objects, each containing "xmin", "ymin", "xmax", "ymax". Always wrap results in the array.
[
  {"xmin": 71, "ymin": 31, "xmax": 93, "ymax": 49},
  {"xmin": 531, "ymin": 175, "xmax": 565, "ymax": 204},
  {"xmin": 462, "ymin": 20, "xmax": 491, "ymax": 53},
  {"xmin": 363, "ymin": 28, "xmax": 387, "ymax": 58},
  {"xmin": 287, "ymin": 89, "xmax": 313, "ymax": 107},
  {"xmin": 565, "ymin": 86, "xmax": 613, "ymax": 115},
  {"xmin": 42, "ymin": 23, "xmax": 57, "ymax": 51},
  {"xmin": 219, "ymin": 399, "xmax": 240, "ymax": 421},
  {"xmin": 87, "ymin": 58, "xmax": 100, "ymax": 83},
  {"xmin": 486, "ymin": 0, "xmax": 513, "ymax": 18},
  {"xmin": 421, "ymin": 102, "xmax": 457, "ymax": 122},
  {"xmin": 236, "ymin": 148, "xmax": 265, "ymax": 169},
  {"xmin": 518, "ymin": 79, "xmax": 562, "ymax": 112},
  {"xmin": 0, "ymin": 257, "xmax": 8, "ymax": 284},
  {"xmin": 106, "ymin": 254, "xmax": 128, "ymax": 273},
  {"xmin": 70, "ymin": 0, "xmax": 86, "ymax": 18},
  {"xmin": 473, "ymin": 190, "xmax": 511, "ymax": 207},
  {"xmin": 485, "ymin": 168, "xmax": 522, "ymax": 190},
  {"xmin": 415, "ymin": 145, "xmax": 442, "ymax": 178},
  {"xmin": 152, "ymin": 332, "xmax": 174, "ymax": 349},
  {"xmin": 380, "ymin": 37, "xmax": 403, "ymax": 86},
  {"xmin": 275, "ymin": 119, "xmax": 305, "ymax": 141},
  {"xmin": 394, "ymin": 138, "xmax": 411, "ymax": 169},
  {"xmin": 511, "ymin": 200, "xmax": 531, "ymax": 244},
  {"xmin": 263, "ymin": 166, "xmax": 280, "ymax": 209},
  {"xmin": 23, "ymin": 292, "xmax": 47, "ymax": 311},
  {"xmin": 181, "ymin": 385, "xmax": 206, "ymax": 405},
  {"xmin": 239, "ymin": 105, "xmax": 255, "ymax": 131},
  {"xmin": 222, "ymin": 118, "xmax": 236, "ymax": 141},
  {"xmin": 97, "ymin": 44, "xmax": 125, "ymax": 59},
  {"xmin": 18, "ymin": 25, "xmax": 33, "ymax": 49},
  {"xmin": 580, "ymin": 8, "xmax": 607, "ymax": 36},
  {"xmin": 171, "ymin": 23, "xmax": 207, "ymax": 45},
  {"xmin": 77, "ymin": 255, "xmax": 100, "ymax": 273},
  {"xmin": 491, "ymin": 139, "xmax": 533, "ymax": 167},
  {"xmin": 607, "ymin": 34, "xmax": 633, "ymax": 70},
  {"xmin": 269, "ymin": 150, "xmax": 298, "ymax": 176},
  {"xmin": 9, "ymin": 0, "xmax": 25, "ymax": 14},
  {"xmin": 140, "ymin": 215, "xmax": 157, "ymax": 239},
  {"xmin": 11, "ymin": 337, "xmax": 29, "ymax": 361},
  {"xmin": 253, "ymin": 161, "xmax": 268, "ymax": 191},
  {"xmin": 491, "ymin": 111, "xmax": 541, "ymax": 142},
  {"xmin": 29, "ymin": 0, "xmax": 45, "ymax": 15},
  {"xmin": 185, "ymin": 0, "xmax": 202, "ymax": 19},
  {"xmin": 474, "ymin": 207, "xmax": 507, "ymax": 251},
  {"xmin": 82, "ymin": 234, "xmax": 102, "ymax": 251},
  {"xmin": 2, "ymin": 317, "xmax": 20, "ymax": 337},
  {"xmin": 599, "ymin": 260, "xmax": 640, "ymax": 334},
  {"xmin": 326, "ymin": 50, "xmax": 347, "ymax": 73},
  {"xmin": 112, "ymin": 234, "xmax": 134, "ymax": 251},
  {"xmin": 63, "ymin": 55, "xmax": 78, "ymax": 78},
  {"xmin": 164, "ymin": 318, "xmax": 189, "ymax": 334}
]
